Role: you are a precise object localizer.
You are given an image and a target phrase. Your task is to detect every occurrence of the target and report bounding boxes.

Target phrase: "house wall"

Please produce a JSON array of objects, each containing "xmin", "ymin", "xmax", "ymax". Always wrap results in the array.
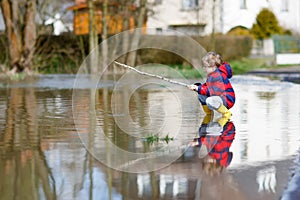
[
  {"xmin": 222, "ymin": 0, "xmax": 300, "ymax": 34},
  {"xmin": 147, "ymin": 0, "xmax": 300, "ymax": 36},
  {"xmin": 146, "ymin": 0, "xmax": 222, "ymax": 36},
  {"xmin": 274, "ymin": 0, "xmax": 300, "ymax": 34}
]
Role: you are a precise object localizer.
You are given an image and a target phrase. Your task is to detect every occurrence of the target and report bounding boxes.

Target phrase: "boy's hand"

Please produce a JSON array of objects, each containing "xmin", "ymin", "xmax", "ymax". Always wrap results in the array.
[{"xmin": 188, "ymin": 84, "xmax": 198, "ymax": 91}]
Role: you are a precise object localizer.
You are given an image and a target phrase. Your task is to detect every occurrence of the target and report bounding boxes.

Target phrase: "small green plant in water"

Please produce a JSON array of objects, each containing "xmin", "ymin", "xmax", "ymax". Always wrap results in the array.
[
  {"xmin": 163, "ymin": 134, "xmax": 174, "ymax": 144},
  {"xmin": 146, "ymin": 135, "xmax": 159, "ymax": 144},
  {"xmin": 145, "ymin": 134, "xmax": 174, "ymax": 144}
]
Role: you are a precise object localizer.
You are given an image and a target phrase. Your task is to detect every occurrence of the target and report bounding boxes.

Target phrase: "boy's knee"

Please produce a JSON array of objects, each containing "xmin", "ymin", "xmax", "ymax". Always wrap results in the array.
[{"xmin": 206, "ymin": 96, "xmax": 222, "ymax": 110}]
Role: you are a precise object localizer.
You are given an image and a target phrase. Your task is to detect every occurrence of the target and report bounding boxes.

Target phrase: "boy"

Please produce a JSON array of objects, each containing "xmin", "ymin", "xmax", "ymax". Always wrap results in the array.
[{"xmin": 189, "ymin": 52, "xmax": 235, "ymax": 121}]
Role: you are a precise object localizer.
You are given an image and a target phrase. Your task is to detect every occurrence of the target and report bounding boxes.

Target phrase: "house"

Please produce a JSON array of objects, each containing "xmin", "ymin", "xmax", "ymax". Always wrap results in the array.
[
  {"xmin": 146, "ymin": 0, "xmax": 300, "ymax": 36},
  {"xmin": 222, "ymin": 0, "xmax": 300, "ymax": 34},
  {"xmin": 146, "ymin": 0, "xmax": 219, "ymax": 36},
  {"xmin": 67, "ymin": 0, "xmax": 141, "ymax": 35}
]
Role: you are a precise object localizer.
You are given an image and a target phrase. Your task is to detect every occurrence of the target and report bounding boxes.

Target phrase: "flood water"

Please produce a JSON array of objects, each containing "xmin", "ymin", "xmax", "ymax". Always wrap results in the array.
[{"xmin": 0, "ymin": 74, "xmax": 299, "ymax": 200}]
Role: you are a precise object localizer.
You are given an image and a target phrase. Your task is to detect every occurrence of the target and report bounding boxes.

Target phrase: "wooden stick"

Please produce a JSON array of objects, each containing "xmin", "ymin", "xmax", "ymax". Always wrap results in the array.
[{"xmin": 114, "ymin": 61, "xmax": 190, "ymax": 87}]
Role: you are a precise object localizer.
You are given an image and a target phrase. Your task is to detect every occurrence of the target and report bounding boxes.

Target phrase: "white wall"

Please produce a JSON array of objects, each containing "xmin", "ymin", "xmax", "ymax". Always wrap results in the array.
[
  {"xmin": 276, "ymin": 53, "xmax": 300, "ymax": 65},
  {"xmin": 147, "ymin": 0, "xmax": 300, "ymax": 36},
  {"xmin": 147, "ymin": 0, "xmax": 222, "ymax": 36},
  {"xmin": 222, "ymin": 0, "xmax": 300, "ymax": 34}
]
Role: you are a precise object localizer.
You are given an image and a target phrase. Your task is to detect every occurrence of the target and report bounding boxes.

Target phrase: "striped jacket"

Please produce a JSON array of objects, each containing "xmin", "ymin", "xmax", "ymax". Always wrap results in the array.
[{"xmin": 198, "ymin": 62, "xmax": 235, "ymax": 109}]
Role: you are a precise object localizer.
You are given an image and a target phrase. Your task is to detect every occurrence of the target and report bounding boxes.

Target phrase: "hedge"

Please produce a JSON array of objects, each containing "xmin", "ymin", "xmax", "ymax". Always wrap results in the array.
[{"xmin": 0, "ymin": 33, "xmax": 253, "ymax": 73}]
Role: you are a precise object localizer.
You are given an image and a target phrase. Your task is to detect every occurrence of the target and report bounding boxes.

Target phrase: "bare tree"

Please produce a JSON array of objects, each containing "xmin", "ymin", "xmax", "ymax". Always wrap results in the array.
[
  {"xmin": 0, "ymin": 0, "xmax": 74, "ymax": 74},
  {"xmin": 0, "ymin": 0, "xmax": 37, "ymax": 74},
  {"xmin": 101, "ymin": 0, "xmax": 108, "ymax": 73},
  {"xmin": 126, "ymin": 0, "xmax": 147, "ymax": 66},
  {"xmin": 87, "ymin": 0, "xmax": 99, "ymax": 75}
]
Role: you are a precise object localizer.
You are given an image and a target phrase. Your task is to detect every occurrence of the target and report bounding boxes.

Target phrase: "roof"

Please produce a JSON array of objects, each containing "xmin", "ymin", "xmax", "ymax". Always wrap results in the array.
[
  {"xmin": 67, "ymin": 2, "xmax": 137, "ymax": 11},
  {"xmin": 169, "ymin": 23, "xmax": 206, "ymax": 27}
]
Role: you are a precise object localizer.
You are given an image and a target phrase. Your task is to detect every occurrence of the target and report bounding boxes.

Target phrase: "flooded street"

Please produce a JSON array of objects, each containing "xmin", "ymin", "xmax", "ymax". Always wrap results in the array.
[{"xmin": 0, "ymin": 74, "xmax": 299, "ymax": 200}]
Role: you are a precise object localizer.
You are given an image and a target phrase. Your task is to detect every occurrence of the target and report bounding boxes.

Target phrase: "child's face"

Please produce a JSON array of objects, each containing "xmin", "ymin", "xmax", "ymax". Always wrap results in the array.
[{"xmin": 203, "ymin": 66, "xmax": 217, "ymax": 75}]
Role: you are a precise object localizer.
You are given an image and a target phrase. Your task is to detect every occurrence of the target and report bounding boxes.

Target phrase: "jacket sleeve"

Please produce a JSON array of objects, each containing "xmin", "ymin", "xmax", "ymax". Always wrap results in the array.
[{"xmin": 198, "ymin": 82, "xmax": 209, "ymax": 95}]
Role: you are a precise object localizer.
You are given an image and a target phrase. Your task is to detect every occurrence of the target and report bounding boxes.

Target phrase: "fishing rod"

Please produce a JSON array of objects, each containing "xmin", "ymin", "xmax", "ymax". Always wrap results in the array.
[{"xmin": 114, "ymin": 61, "xmax": 190, "ymax": 88}]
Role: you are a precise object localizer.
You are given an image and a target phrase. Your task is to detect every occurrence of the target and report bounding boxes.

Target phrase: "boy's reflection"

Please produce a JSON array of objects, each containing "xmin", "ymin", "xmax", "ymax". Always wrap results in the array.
[{"xmin": 190, "ymin": 116, "xmax": 236, "ymax": 173}]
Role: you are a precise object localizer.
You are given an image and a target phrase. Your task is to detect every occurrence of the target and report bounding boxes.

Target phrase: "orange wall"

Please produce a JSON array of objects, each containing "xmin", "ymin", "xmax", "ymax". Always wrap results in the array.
[{"xmin": 73, "ymin": 9, "xmax": 137, "ymax": 35}]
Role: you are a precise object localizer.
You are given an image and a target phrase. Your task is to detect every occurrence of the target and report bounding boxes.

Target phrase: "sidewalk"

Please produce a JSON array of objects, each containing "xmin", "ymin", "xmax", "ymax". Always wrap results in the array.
[
  {"xmin": 247, "ymin": 66, "xmax": 300, "ymax": 75},
  {"xmin": 247, "ymin": 66, "xmax": 300, "ymax": 84}
]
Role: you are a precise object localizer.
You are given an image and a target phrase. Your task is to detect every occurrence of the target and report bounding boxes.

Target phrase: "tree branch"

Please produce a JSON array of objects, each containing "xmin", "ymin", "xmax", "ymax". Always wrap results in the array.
[{"xmin": 114, "ymin": 61, "xmax": 190, "ymax": 87}]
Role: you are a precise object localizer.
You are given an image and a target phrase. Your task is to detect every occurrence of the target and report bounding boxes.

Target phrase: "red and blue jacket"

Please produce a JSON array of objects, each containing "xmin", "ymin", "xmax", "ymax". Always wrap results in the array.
[{"xmin": 198, "ymin": 62, "xmax": 235, "ymax": 109}]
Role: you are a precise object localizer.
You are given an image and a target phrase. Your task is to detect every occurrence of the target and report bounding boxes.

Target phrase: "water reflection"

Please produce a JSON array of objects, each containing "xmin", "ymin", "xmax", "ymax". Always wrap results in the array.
[
  {"xmin": 192, "ymin": 117, "xmax": 236, "ymax": 171},
  {"xmin": 0, "ymin": 75, "xmax": 299, "ymax": 199},
  {"xmin": 256, "ymin": 166, "xmax": 276, "ymax": 193},
  {"xmin": 0, "ymin": 88, "xmax": 56, "ymax": 200}
]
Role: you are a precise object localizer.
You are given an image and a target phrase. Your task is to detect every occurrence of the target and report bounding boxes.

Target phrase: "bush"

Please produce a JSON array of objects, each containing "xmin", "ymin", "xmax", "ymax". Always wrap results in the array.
[
  {"xmin": 251, "ymin": 8, "xmax": 284, "ymax": 39},
  {"xmin": 227, "ymin": 26, "xmax": 252, "ymax": 36},
  {"xmin": 138, "ymin": 49, "xmax": 184, "ymax": 65},
  {"xmin": 35, "ymin": 34, "xmax": 86, "ymax": 73},
  {"xmin": 0, "ymin": 33, "xmax": 254, "ymax": 73},
  {"xmin": 216, "ymin": 35, "xmax": 253, "ymax": 60},
  {"xmin": 194, "ymin": 35, "xmax": 253, "ymax": 60},
  {"xmin": 137, "ymin": 34, "xmax": 253, "ymax": 65}
]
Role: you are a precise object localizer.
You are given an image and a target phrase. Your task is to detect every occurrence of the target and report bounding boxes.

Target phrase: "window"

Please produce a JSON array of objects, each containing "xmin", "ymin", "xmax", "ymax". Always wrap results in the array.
[
  {"xmin": 182, "ymin": 0, "xmax": 199, "ymax": 9},
  {"xmin": 156, "ymin": 28, "xmax": 163, "ymax": 34},
  {"xmin": 281, "ymin": 0, "xmax": 288, "ymax": 12},
  {"xmin": 155, "ymin": 0, "xmax": 162, "ymax": 4},
  {"xmin": 240, "ymin": 0, "xmax": 247, "ymax": 9}
]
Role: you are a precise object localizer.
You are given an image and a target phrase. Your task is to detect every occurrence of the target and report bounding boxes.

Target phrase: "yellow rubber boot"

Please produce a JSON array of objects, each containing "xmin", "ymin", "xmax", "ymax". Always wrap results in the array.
[
  {"xmin": 202, "ymin": 105, "xmax": 212, "ymax": 115},
  {"xmin": 202, "ymin": 114, "xmax": 212, "ymax": 124},
  {"xmin": 217, "ymin": 116, "xmax": 229, "ymax": 127},
  {"xmin": 217, "ymin": 104, "xmax": 232, "ymax": 119},
  {"xmin": 202, "ymin": 105, "xmax": 213, "ymax": 124}
]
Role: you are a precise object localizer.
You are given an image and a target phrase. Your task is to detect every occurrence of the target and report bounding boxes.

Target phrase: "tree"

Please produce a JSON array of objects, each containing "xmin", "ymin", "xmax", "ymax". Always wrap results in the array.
[
  {"xmin": 0, "ymin": 0, "xmax": 74, "ymax": 74},
  {"xmin": 251, "ymin": 8, "xmax": 283, "ymax": 39},
  {"xmin": 0, "ymin": 0, "xmax": 37, "ymax": 74},
  {"xmin": 87, "ymin": 0, "xmax": 99, "ymax": 75},
  {"xmin": 126, "ymin": 0, "xmax": 147, "ymax": 66}
]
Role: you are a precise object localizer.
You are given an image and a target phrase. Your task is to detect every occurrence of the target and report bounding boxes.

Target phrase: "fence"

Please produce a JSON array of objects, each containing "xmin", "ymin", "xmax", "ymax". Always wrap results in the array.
[
  {"xmin": 273, "ymin": 35, "xmax": 300, "ymax": 53},
  {"xmin": 272, "ymin": 35, "xmax": 300, "ymax": 65}
]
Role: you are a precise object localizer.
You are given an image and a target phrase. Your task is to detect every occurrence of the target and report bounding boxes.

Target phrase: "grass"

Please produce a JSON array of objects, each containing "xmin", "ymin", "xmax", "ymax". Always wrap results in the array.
[
  {"xmin": 228, "ymin": 58, "xmax": 267, "ymax": 74},
  {"xmin": 229, "ymin": 57, "xmax": 297, "ymax": 74},
  {"xmin": 168, "ymin": 57, "xmax": 297, "ymax": 77},
  {"xmin": 167, "ymin": 64, "xmax": 204, "ymax": 79},
  {"xmin": 9, "ymin": 72, "xmax": 26, "ymax": 80}
]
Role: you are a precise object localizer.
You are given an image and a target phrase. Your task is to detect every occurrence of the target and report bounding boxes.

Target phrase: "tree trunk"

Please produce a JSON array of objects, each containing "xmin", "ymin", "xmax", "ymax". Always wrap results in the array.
[
  {"xmin": 126, "ymin": 0, "xmax": 147, "ymax": 66},
  {"xmin": 101, "ymin": 0, "xmax": 108, "ymax": 73},
  {"xmin": 88, "ymin": 0, "xmax": 99, "ymax": 75},
  {"xmin": 0, "ymin": 0, "xmax": 37, "ymax": 73},
  {"xmin": 22, "ymin": 0, "xmax": 37, "ymax": 73}
]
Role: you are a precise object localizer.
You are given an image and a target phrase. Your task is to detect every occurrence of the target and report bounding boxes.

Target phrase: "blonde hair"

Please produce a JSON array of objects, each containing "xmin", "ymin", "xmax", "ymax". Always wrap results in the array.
[{"xmin": 201, "ymin": 52, "xmax": 223, "ymax": 68}]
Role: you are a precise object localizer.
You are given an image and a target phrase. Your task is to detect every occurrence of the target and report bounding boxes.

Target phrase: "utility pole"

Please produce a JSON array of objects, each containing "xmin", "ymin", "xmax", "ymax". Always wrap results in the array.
[
  {"xmin": 211, "ymin": 0, "xmax": 216, "ymax": 50},
  {"xmin": 220, "ymin": 0, "xmax": 224, "ymax": 34}
]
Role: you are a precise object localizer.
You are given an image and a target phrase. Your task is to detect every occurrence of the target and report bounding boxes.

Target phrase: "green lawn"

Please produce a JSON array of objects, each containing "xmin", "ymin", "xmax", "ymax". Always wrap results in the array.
[
  {"xmin": 228, "ymin": 58, "xmax": 268, "ymax": 74},
  {"xmin": 170, "ymin": 57, "xmax": 296, "ymax": 78},
  {"xmin": 229, "ymin": 57, "xmax": 297, "ymax": 74}
]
